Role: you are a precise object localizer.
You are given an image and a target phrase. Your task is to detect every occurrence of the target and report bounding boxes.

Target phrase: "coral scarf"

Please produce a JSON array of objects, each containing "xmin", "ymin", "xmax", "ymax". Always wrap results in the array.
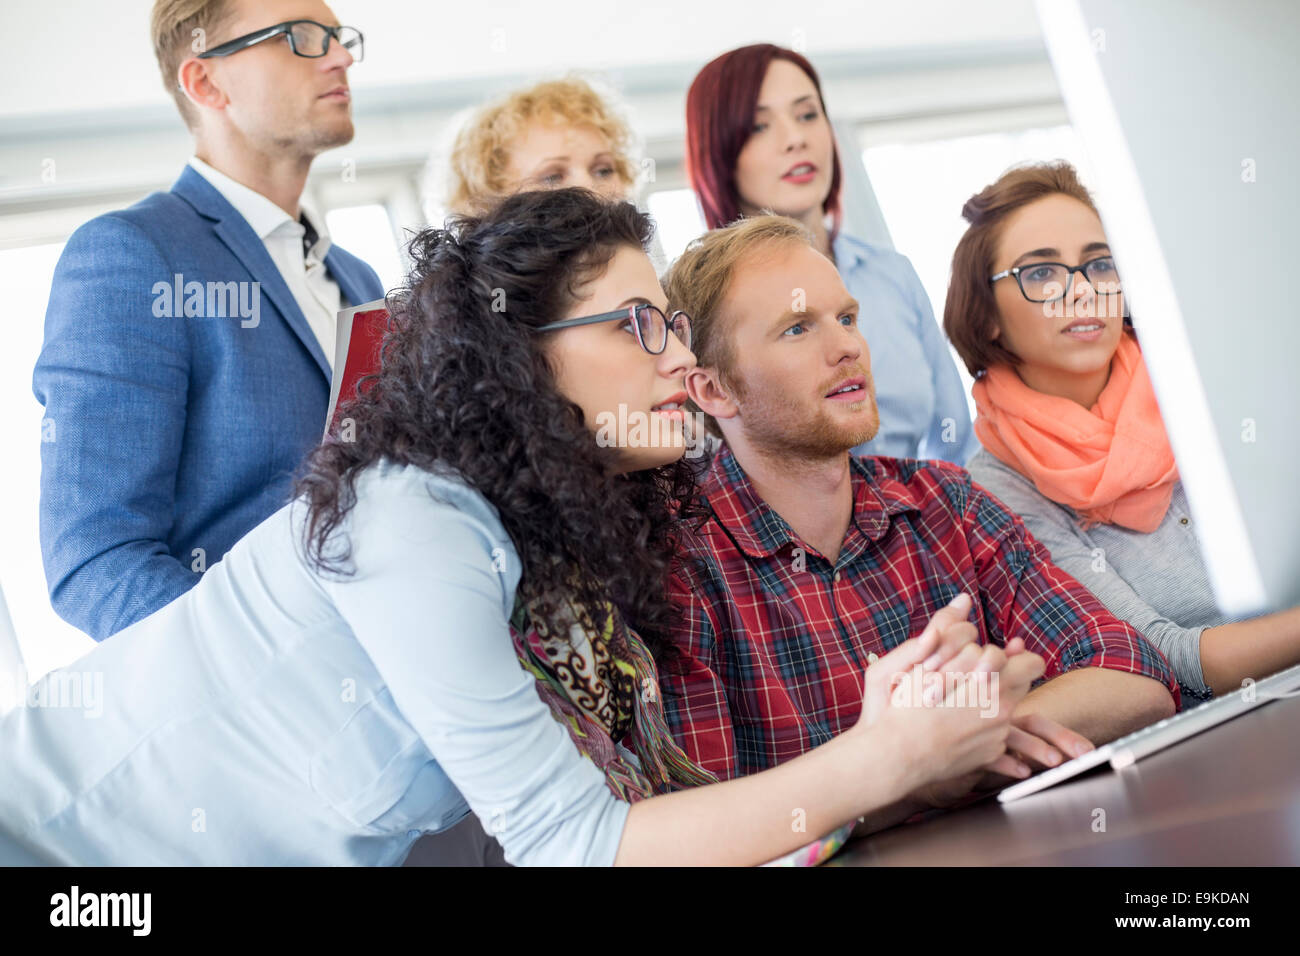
[{"xmin": 971, "ymin": 331, "xmax": 1179, "ymax": 533}]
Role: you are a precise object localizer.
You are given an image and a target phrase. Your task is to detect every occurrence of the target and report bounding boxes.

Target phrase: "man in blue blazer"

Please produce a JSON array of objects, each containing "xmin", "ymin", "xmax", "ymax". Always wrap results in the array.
[{"xmin": 33, "ymin": 2, "xmax": 383, "ymax": 641}]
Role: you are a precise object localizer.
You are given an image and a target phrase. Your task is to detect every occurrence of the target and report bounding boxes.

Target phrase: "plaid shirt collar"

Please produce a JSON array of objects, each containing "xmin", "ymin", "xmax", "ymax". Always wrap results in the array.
[{"xmin": 703, "ymin": 442, "xmax": 921, "ymax": 561}]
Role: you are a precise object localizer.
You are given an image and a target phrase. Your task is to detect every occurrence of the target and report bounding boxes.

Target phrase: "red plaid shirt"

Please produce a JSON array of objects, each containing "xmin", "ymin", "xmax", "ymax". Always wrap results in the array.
[{"xmin": 662, "ymin": 443, "xmax": 1181, "ymax": 781}]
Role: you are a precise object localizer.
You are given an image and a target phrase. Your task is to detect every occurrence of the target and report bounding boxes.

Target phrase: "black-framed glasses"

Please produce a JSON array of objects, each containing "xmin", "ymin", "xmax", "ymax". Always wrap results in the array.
[
  {"xmin": 990, "ymin": 255, "xmax": 1121, "ymax": 303},
  {"xmin": 197, "ymin": 20, "xmax": 364, "ymax": 62},
  {"xmin": 535, "ymin": 304, "xmax": 692, "ymax": 355}
]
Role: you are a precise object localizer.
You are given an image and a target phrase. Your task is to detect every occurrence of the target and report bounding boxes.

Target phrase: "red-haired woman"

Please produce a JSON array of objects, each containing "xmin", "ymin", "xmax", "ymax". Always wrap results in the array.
[{"xmin": 683, "ymin": 43, "xmax": 976, "ymax": 464}]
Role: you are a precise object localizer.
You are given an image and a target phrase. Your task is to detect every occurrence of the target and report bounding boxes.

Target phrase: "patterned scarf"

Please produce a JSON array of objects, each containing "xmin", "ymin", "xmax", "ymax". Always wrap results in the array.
[{"xmin": 509, "ymin": 594, "xmax": 718, "ymax": 801}]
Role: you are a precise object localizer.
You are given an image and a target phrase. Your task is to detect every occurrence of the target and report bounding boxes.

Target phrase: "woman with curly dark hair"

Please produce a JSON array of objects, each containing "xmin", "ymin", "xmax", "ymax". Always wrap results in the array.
[{"xmin": 0, "ymin": 188, "xmax": 1040, "ymax": 866}]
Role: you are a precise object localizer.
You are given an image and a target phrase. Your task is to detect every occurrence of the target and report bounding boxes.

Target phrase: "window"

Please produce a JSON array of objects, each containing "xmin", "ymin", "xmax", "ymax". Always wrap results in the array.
[
  {"xmin": 0, "ymin": 242, "xmax": 95, "ymax": 683},
  {"xmin": 861, "ymin": 121, "xmax": 1097, "ymax": 412},
  {"xmin": 325, "ymin": 204, "xmax": 407, "ymax": 296},
  {"xmin": 646, "ymin": 188, "xmax": 707, "ymax": 265}
]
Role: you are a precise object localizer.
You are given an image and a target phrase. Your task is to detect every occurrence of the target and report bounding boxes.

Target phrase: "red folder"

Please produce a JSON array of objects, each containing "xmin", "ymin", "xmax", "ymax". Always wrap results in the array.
[{"xmin": 325, "ymin": 299, "xmax": 389, "ymax": 436}]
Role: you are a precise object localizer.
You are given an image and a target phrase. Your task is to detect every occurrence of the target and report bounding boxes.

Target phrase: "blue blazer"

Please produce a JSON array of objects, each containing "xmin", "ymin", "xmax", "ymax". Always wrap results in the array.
[{"xmin": 33, "ymin": 165, "xmax": 385, "ymax": 641}]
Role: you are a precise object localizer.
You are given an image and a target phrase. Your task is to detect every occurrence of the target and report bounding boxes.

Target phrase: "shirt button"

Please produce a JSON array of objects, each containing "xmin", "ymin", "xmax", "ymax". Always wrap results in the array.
[
  {"xmin": 834, "ymin": 571, "xmax": 842, "ymax": 582},
  {"xmin": 1180, "ymin": 517, "xmax": 1189, "ymax": 525}
]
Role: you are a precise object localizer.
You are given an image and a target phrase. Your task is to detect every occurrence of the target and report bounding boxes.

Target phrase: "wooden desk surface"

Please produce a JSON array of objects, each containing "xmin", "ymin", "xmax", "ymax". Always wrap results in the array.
[{"xmin": 833, "ymin": 693, "xmax": 1300, "ymax": 866}]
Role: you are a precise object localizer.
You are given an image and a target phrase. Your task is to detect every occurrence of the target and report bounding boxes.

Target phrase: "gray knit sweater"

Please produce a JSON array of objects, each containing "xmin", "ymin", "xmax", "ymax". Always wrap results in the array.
[{"xmin": 966, "ymin": 448, "xmax": 1228, "ymax": 701}]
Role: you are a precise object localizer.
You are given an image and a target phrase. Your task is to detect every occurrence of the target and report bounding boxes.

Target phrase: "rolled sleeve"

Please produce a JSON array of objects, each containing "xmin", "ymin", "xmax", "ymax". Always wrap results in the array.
[
  {"xmin": 963, "ymin": 477, "xmax": 1182, "ymax": 710},
  {"xmin": 321, "ymin": 464, "xmax": 631, "ymax": 866}
]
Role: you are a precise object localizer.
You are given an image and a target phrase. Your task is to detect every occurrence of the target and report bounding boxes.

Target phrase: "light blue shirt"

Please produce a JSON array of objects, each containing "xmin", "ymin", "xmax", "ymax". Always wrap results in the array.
[
  {"xmin": 834, "ymin": 232, "xmax": 978, "ymax": 464},
  {"xmin": 0, "ymin": 461, "xmax": 630, "ymax": 865}
]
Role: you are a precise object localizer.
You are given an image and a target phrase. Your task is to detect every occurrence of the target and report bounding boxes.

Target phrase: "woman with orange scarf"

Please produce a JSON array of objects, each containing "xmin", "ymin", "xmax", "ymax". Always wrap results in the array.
[{"xmin": 943, "ymin": 162, "xmax": 1300, "ymax": 704}]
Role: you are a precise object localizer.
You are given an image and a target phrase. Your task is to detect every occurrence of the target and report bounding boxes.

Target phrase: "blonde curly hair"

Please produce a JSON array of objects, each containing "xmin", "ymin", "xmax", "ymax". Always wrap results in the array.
[{"xmin": 435, "ymin": 75, "xmax": 640, "ymax": 216}]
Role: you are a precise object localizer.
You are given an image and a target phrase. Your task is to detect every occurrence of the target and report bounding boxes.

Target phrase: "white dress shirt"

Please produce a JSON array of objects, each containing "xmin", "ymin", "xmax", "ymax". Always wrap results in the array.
[{"xmin": 188, "ymin": 156, "xmax": 341, "ymax": 369}]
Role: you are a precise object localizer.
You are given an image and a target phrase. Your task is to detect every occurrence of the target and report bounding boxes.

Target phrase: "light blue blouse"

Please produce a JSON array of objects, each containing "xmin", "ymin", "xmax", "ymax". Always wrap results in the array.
[
  {"xmin": 834, "ymin": 232, "xmax": 979, "ymax": 465},
  {"xmin": 0, "ymin": 461, "xmax": 630, "ymax": 865}
]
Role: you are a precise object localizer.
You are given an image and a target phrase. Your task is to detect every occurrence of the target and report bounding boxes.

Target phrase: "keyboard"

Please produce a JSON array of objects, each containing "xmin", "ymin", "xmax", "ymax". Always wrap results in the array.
[{"xmin": 997, "ymin": 659, "xmax": 1300, "ymax": 803}]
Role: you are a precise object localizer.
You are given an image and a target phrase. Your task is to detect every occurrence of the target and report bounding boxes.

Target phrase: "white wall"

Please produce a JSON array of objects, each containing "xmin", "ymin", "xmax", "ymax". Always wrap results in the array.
[{"xmin": 0, "ymin": 0, "xmax": 1044, "ymax": 119}]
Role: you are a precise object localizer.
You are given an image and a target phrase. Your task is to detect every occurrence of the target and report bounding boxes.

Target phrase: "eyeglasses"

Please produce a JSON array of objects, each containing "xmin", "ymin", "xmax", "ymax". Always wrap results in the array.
[
  {"xmin": 990, "ymin": 255, "xmax": 1122, "ymax": 303},
  {"xmin": 197, "ymin": 20, "xmax": 364, "ymax": 62},
  {"xmin": 535, "ymin": 304, "xmax": 692, "ymax": 355}
]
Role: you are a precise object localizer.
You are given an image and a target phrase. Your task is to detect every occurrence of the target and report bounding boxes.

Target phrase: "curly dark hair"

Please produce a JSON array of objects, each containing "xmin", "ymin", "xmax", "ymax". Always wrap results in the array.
[{"xmin": 294, "ymin": 187, "xmax": 705, "ymax": 661}]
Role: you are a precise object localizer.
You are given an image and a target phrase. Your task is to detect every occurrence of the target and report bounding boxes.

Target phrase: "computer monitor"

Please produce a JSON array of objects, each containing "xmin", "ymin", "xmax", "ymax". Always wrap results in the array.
[{"xmin": 1037, "ymin": 0, "xmax": 1300, "ymax": 617}]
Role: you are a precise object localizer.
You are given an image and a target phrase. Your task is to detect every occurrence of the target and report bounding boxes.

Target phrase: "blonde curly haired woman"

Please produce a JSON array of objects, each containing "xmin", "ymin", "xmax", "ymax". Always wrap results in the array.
[{"xmin": 432, "ymin": 75, "xmax": 641, "ymax": 217}]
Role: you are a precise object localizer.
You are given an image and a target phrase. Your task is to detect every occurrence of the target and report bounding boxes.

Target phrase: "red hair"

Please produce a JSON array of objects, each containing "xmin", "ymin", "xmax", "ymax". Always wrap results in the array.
[{"xmin": 684, "ymin": 44, "xmax": 843, "ymax": 236}]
